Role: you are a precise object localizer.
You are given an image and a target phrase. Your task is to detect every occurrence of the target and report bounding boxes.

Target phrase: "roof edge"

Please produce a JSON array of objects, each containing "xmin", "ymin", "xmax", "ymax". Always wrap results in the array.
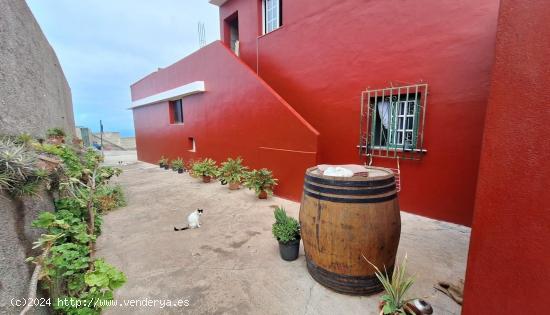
[{"xmin": 209, "ymin": 0, "xmax": 229, "ymax": 6}]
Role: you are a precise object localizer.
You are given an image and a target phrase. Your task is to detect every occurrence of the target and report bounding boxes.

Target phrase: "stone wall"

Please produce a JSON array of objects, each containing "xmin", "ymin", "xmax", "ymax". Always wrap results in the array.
[
  {"xmin": 0, "ymin": 0, "xmax": 75, "ymax": 138},
  {"xmin": 0, "ymin": 189, "xmax": 54, "ymax": 315},
  {"xmin": 0, "ymin": 0, "xmax": 75, "ymax": 313}
]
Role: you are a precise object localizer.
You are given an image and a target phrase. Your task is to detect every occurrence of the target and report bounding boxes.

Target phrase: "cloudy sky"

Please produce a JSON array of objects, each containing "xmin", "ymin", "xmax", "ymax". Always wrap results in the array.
[{"xmin": 27, "ymin": 1, "xmax": 220, "ymax": 136}]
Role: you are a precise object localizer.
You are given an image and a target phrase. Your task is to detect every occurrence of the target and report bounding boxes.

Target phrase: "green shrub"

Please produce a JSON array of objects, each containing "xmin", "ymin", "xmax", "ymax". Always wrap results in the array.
[
  {"xmin": 171, "ymin": 158, "xmax": 184, "ymax": 171},
  {"xmin": 25, "ymin": 143, "xmax": 126, "ymax": 314},
  {"xmin": 192, "ymin": 158, "xmax": 218, "ymax": 177},
  {"xmin": 46, "ymin": 127, "xmax": 66, "ymax": 138},
  {"xmin": 272, "ymin": 207, "xmax": 300, "ymax": 244},
  {"xmin": 158, "ymin": 156, "xmax": 168, "ymax": 166},
  {"xmin": 244, "ymin": 168, "xmax": 278, "ymax": 196},
  {"xmin": 219, "ymin": 157, "xmax": 248, "ymax": 184},
  {"xmin": 95, "ymin": 185, "xmax": 126, "ymax": 212}
]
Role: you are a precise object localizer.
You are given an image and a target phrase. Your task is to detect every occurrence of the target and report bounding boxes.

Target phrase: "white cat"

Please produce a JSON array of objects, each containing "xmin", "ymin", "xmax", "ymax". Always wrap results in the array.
[{"xmin": 174, "ymin": 209, "xmax": 204, "ymax": 231}]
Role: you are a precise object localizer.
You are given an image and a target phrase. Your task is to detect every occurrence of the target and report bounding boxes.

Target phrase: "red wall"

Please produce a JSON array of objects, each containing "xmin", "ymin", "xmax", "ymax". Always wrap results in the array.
[
  {"xmin": 131, "ymin": 42, "xmax": 319, "ymax": 200},
  {"xmin": 218, "ymin": 0, "xmax": 500, "ymax": 225},
  {"xmin": 462, "ymin": 0, "xmax": 550, "ymax": 312}
]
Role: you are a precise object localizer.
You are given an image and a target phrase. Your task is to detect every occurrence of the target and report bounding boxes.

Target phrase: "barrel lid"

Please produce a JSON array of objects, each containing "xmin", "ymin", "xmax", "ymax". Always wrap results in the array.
[{"xmin": 306, "ymin": 165, "xmax": 394, "ymax": 181}]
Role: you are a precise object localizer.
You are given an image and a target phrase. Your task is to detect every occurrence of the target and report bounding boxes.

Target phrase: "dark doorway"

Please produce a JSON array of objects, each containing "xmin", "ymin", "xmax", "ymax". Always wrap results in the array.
[{"xmin": 225, "ymin": 13, "xmax": 239, "ymax": 55}]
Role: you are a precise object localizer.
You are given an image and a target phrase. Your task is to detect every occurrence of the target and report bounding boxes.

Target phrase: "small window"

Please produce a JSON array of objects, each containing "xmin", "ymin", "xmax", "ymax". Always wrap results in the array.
[
  {"xmin": 188, "ymin": 137, "xmax": 196, "ymax": 152},
  {"xmin": 171, "ymin": 99, "xmax": 183, "ymax": 124},
  {"xmin": 263, "ymin": 0, "xmax": 282, "ymax": 34},
  {"xmin": 372, "ymin": 95, "xmax": 419, "ymax": 149},
  {"xmin": 359, "ymin": 84, "xmax": 428, "ymax": 160}
]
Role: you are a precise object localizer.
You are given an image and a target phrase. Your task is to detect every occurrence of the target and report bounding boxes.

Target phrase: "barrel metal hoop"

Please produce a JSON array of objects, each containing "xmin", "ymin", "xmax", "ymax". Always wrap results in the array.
[
  {"xmin": 304, "ymin": 182, "xmax": 396, "ymax": 196},
  {"xmin": 306, "ymin": 259, "xmax": 392, "ymax": 295},
  {"xmin": 303, "ymin": 190, "xmax": 397, "ymax": 203},
  {"xmin": 304, "ymin": 174, "xmax": 395, "ymax": 188}
]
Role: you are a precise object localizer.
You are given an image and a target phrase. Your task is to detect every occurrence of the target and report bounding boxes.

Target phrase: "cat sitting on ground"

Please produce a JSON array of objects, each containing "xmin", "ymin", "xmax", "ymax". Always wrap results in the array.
[{"xmin": 174, "ymin": 209, "xmax": 204, "ymax": 231}]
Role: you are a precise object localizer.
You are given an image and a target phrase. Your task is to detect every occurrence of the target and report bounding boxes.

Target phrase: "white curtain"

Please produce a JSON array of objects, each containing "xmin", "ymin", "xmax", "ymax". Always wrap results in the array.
[{"xmin": 377, "ymin": 101, "xmax": 390, "ymax": 129}]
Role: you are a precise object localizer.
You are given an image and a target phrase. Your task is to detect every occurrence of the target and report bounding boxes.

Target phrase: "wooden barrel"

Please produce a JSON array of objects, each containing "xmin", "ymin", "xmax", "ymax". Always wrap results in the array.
[{"xmin": 299, "ymin": 166, "xmax": 401, "ymax": 295}]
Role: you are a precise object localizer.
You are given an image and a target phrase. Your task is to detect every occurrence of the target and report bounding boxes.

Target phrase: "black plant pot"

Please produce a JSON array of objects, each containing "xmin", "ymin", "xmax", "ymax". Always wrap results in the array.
[
  {"xmin": 178, "ymin": 169, "xmax": 183, "ymax": 174},
  {"xmin": 159, "ymin": 164, "xmax": 164, "ymax": 168},
  {"xmin": 164, "ymin": 165, "xmax": 169, "ymax": 170},
  {"xmin": 278, "ymin": 238, "xmax": 300, "ymax": 261}
]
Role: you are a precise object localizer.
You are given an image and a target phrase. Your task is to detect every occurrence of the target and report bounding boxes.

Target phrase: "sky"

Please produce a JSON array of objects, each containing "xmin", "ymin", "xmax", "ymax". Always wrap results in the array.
[{"xmin": 27, "ymin": 0, "xmax": 220, "ymax": 137}]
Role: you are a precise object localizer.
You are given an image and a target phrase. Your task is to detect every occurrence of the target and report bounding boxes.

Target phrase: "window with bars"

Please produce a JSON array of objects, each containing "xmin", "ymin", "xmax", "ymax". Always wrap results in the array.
[
  {"xmin": 263, "ymin": 0, "xmax": 281, "ymax": 34},
  {"xmin": 359, "ymin": 84, "xmax": 428, "ymax": 160}
]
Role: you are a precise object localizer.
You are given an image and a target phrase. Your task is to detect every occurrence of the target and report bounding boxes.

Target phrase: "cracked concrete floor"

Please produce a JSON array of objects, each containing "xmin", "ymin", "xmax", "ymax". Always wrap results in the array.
[{"xmin": 96, "ymin": 161, "xmax": 469, "ymax": 314}]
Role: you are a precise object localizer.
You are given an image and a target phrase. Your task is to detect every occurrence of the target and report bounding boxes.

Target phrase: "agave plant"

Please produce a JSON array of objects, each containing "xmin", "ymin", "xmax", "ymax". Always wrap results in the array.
[
  {"xmin": 365, "ymin": 254, "xmax": 417, "ymax": 315},
  {"xmin": 0, "ymin": 137, "xmax": 37, "ymax": 183},
  {"xmin": 0, "ymin": 137, "xmax": 44, "ymax": 196}
]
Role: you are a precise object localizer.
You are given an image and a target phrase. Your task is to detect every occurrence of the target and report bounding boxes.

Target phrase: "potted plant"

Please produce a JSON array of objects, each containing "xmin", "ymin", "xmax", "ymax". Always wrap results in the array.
[
  {"xmin": 272, "ymin": 207, "xmax": 300, "ymax": 261},
  {"xmin": 244, "ymin": 168, "xmax": 278, "ymax": 199},
  {"xmin": 158, "ymin": 156, "xmax": 168, "ymax": 168},
  {"xmin": 365, "ymin": 255, "xmax": 432, "ymax": 315},
  {"xmin": 186, "ymin": 159, "xmax": 198, "ymax": 178},
  {"xmin": 192, "ymin": 158, "xmax": 218, "ymax": 183},
  {"xmin": 219, "ymin": 157, "xmax": 248, "ymax": 190},
  {"xmin": 46, "ymin": 128, "xmax": 66, "ymax": 144},
  {"xmin": 172, "ymin": 158, "xmax": 185, "ymax": 174}
]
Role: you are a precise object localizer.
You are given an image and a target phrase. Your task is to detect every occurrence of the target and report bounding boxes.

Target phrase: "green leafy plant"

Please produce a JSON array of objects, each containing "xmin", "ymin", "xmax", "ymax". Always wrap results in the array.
[
  {"xmin": 219, "ymin": 157, "xmax": 248, "ymax": 184},
  {"xmin": 272, "ymin": 207, "xmax": 300, "ymax": 244},
  {"xmin": 23, "ymin": 143, "xmax": 126, "ymax": 314},
  {"xmin": 46, "ymin": 127, "xmax": 66, "ymax": 138},
  {"xmin": 244, "ymin": 168, "xmax": 278, "ymax": 196},
  {"xmin": 171, "ymin": 158, "xmax": 184, "ymax": 171},
  {"xmin": 158, "ymin": 156, "xmax": 168, "ymax": 166},
  {"xmin": 364, "ymin": 255, "xmax": 417, "ymax": 315},
  {"xmin": 192, "ymin": 158, "xmax": 218, "ymax": 177}
]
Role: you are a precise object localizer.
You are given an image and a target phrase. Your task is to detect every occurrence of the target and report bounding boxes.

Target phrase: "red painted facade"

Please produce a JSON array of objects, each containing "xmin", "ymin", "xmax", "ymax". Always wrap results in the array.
[
  {"xmin": 463, "ymin": 0, "xmax": 550, "ymax": 312},
  {"xmin": 131, "ymin": 0, "xmax": 501, "ymax": 225}
]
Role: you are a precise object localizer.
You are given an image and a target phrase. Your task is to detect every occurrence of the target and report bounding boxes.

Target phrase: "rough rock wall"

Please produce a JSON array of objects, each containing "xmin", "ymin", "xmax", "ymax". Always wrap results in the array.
[
  {"xmin": 0, "ymin": 0, "xmax": 75, "ymax": 138},
  {"xmin": 0, "ymin": 189, "xmax": 54, "ymax": 315},
  {"xmin": 0, "ymin": 0, "xmax": 74, "ymax": 313}
]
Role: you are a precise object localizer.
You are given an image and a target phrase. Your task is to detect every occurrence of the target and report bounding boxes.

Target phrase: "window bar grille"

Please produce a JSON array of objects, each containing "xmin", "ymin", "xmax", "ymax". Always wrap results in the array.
[{"xmin": 359, "ymin": 83, "xmax": 428, "ymax": 161}]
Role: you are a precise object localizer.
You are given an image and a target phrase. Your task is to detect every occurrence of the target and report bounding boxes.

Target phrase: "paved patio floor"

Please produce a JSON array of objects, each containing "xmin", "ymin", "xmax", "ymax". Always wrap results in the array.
[{"xmin": 97, "ymin": 161, "xmax": 470, "ymax": 315}]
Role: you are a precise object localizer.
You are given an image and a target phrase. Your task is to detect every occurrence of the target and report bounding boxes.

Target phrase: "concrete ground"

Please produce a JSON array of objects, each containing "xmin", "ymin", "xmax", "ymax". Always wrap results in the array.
[
  {"xmin": 97, "ymin": 160, "xmax": 470, "ymax": 315},
  {"xmin": 101, "ymin": 150, "xmax": 138, "ymax": 166}
]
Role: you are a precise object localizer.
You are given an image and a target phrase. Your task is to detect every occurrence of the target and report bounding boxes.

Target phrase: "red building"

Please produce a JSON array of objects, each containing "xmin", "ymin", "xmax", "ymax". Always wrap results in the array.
[{"xmin": 130, "ymin": 0, "xmax": 501, "ymax": 226}]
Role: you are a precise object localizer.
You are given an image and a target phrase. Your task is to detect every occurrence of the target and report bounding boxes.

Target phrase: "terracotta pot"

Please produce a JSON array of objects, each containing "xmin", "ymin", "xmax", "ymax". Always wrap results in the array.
[
  {"xmin": 37, "ymin": 155, "xmax": 62, "ymax": 172},
  {"xmin": 258, "ymin": 190, "xmax": 268, "ymax": 199},
  {"xmin": 202, "ymin": 176, "xmax": 212, "ymax": 183},
  {"xmin": 229, "ymin": 182, "xmax": 240, "ymax": 190},
  {"xmin": 47, "ymin": 136, "xmax": 64, "ymax": 145},
  {"xmin": 72, "ymin": 138, "xmax": 83, "ymax": 146}
]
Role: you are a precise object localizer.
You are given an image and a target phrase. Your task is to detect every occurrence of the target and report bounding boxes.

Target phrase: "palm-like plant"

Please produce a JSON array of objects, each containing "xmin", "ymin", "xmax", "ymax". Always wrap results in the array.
[{"xmin": 365, "ymin": 254, "xmax": 417, "ymax": 315}]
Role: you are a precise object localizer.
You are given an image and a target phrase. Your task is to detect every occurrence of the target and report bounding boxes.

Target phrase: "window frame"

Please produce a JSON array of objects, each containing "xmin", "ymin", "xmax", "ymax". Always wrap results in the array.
[
  {"xmin": 371, "ymin": 94, "xmax": 420, "ymax": 150},
  {"xmin": 170, "ymin": 99, "xmax": 184, "ymax": 124},
  {"xmin": 262, "ymin": 0, "xmax": 282, "ymax": 35}
]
